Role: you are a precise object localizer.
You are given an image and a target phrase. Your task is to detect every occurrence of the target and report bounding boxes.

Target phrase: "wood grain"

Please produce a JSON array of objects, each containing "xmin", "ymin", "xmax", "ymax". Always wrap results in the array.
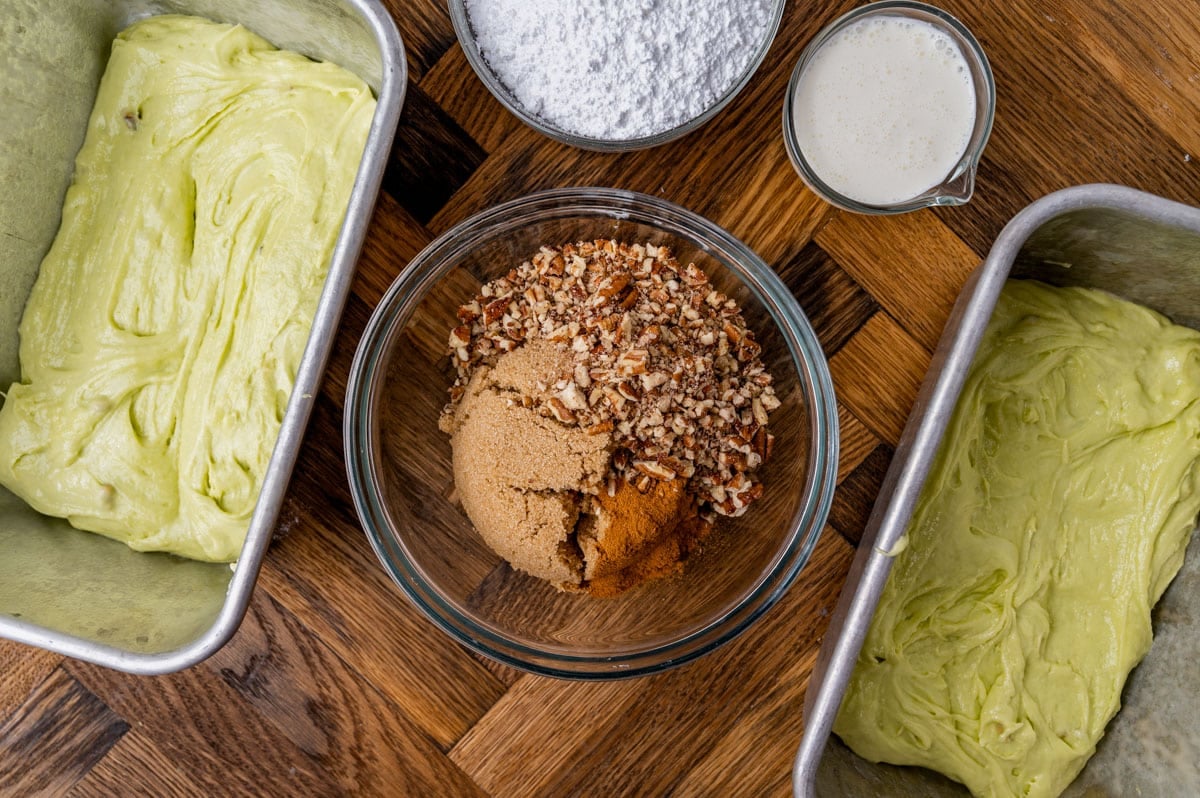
[
  {"xmin": 64, "ymin": 655, "xmax": 345, "ymax": 796},
  {"xmin": 67, "ymin": 733, "xmax": 215, "ymax": 798},
  {"xmin": 835, "ymin": 405, "xmax": 882, "ymax": 484},
  {"xmin": 0, "ymin": 668, "xmax": 127, "ymax": 797},
  {"xmin": 205, "ymin": 592, "xmax": 487, "ymax": 796},
  {"xmin": 829, "ymin": 444, "xmax": 894, "ymax": 547},
  {"xmin": 0, "ymin": 642, "xmax": 61, "ymax": 722},
  {"xmin": 815, "ymin": 209, "xmax": 981, "ymax": 351},
  {"xmin": 829, "ymin": 312, "xmax": 930, "ymax": 445},
  {"xmin": 4, "ymin": 0, "xmax": 1200, "ymax": 795}
]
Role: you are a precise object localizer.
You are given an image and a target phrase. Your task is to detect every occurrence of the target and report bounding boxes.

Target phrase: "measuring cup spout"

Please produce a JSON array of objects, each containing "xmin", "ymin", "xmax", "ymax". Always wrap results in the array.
[{"xmin": 934, "ymin": 164, "xmax": 977, "ymax": 206}]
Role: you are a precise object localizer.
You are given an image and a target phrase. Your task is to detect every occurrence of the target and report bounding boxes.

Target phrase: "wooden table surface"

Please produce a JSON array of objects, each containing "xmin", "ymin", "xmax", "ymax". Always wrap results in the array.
[{"xmin": 3, "ymin": 0, "xmax": 1199, "ymax": 795}]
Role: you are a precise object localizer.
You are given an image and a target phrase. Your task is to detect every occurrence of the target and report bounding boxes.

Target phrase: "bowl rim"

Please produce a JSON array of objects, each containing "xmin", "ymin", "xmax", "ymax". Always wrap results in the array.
[
  {"xmin": 447, "ymin": 0, "xmax": 787, "ymax": 152},
  {"xmin": 344, "ymin": 186, "xmax": 839, "ymax": 678}
]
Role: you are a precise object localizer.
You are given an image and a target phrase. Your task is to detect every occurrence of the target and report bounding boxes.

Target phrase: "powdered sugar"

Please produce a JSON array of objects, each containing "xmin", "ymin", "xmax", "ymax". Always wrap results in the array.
[{"xmin": 463, "ymin": 0, "xmax": 776, "ymax": 140}]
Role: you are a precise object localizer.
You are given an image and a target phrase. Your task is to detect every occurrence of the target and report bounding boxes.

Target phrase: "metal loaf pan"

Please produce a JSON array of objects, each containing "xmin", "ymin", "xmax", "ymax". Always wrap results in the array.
[
  {"xmin": 0, "ymin": 0, "xmax": 404, "ymax": 673},
  {"xmin": 794, "ymin": 184, "xmax": 1200, "ymax": 797}
]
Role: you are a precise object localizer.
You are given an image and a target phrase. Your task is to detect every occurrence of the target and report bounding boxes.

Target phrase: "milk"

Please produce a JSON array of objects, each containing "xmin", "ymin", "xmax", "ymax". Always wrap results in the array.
[{"xmin": 790, "ymin": 15, "xmax": 977, "ymax": 206}]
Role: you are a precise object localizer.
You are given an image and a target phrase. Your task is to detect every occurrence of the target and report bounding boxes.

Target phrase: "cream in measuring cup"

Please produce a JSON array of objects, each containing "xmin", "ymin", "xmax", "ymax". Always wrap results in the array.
[{"xmin": 783, "ymin": 1, "xmax": 994, "ymax": 213}]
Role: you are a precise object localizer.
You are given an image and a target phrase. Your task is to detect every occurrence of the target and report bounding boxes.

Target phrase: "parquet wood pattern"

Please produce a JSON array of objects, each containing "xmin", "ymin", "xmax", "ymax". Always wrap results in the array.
[{"xmin": 3, "ymin": 0, "xmax": 1200, "ymax": 795}]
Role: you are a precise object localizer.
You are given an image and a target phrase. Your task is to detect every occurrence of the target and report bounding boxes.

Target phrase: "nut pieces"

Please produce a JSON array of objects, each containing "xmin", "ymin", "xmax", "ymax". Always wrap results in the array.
[{"xmin": 443, "ymin": 240, "xmax": 779, "ymax": 517}]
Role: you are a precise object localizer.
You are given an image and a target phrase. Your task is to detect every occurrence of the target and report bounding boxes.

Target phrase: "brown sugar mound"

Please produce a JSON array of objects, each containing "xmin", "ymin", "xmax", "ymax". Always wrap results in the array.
[
  {"xmin": 442, "ymin": 338, "xmax": 713, "ymax": 595},
  {"xmin": 441, "ymin": 339, "xmax": 611, "ymax": 589}
]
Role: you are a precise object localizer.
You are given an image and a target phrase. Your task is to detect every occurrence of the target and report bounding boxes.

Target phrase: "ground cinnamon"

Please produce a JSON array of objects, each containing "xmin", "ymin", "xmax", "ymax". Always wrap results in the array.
[{"xmin": 578, "ymin": 478, "xmax": 713, "ymax": 598}]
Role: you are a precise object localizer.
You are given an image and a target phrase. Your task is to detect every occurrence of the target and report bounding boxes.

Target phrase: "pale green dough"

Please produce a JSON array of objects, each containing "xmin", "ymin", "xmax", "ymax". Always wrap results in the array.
[
  {"xmin": 0, "ymin": 15, "xmax": 375, "ymax": 562},
  {"xmin": 835, "ymin": 280, "xmax": 1200, "ymax": 798}
]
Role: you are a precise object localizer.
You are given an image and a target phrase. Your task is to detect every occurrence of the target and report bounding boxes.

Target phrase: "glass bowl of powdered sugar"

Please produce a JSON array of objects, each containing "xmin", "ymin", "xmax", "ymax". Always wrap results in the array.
[{"xmin": 450, "ymin": 0, "xmax": 786, "ymax": 150}]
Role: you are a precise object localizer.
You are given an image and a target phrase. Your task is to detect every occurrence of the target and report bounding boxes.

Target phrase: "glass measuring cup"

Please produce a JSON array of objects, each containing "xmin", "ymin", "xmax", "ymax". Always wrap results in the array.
[{"xmin": 782, "ymin": 0, "xmax": 995, "ymax": 214}]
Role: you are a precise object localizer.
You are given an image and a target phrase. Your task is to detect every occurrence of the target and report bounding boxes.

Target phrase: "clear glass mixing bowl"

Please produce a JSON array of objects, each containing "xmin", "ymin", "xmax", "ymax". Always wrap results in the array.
[{"xmin": 344, "ymin": 187, "xmax": 838, "ymax": 678}]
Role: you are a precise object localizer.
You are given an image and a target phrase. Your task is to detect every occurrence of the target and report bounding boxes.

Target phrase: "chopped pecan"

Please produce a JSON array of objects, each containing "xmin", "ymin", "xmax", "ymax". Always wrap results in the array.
[
  {"xmin": 547, "ymin": 397, "xmax": 576, "ymax": 424},
  {"xmin": 441, "ymin": 239, "xmax": 779, "ymax": 521}
]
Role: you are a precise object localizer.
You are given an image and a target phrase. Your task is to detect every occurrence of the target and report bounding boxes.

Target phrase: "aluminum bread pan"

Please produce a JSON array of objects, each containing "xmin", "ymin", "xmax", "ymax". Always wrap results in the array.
[
  {"xmin": 0, "ymin": 0, "xmax": 404, "ymax": 674},
  {"xmin": 793, "ymin": 184, "xmax": 1200, "ymax": 797}
]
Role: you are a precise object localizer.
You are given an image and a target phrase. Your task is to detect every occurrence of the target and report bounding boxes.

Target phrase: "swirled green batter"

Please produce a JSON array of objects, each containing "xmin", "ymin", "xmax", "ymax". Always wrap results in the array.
[
  {"xmin": 835, "ymin": 280, "xmax": 1200, "ymax": 798},
  {"xmin": 0, "ymin": 16, "xmax": 374, "ymax": 561}
]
